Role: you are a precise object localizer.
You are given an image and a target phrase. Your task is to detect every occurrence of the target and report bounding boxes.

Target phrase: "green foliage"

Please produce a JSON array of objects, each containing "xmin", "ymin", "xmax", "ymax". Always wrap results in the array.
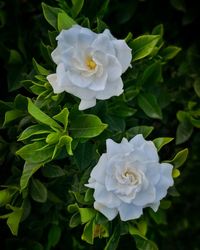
[{"xmin": 1, "ymin": 0, "xmax": 198, "ymax": 249}]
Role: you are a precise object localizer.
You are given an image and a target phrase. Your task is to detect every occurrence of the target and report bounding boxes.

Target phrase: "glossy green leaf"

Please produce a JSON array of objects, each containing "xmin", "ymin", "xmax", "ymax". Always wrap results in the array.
[
  {"xmin": 52, "ymin": 135, "xmax": 73, "ymax": 158},
  {"xmin": 20, "ymin": 162, "xmax": 42, "ymax": 191},
  {"xmin": 57, "ymin": 12, "xmax": 76, "ymax": 32},
  {"xmin": 137, "ymin": 93, "xmax": 162, "ymax": 119},
  {"xmin": 168, "ymin": 148, "xmax": 188, "ymax": 168},
  {"xmin": 70, "ymin": 114, "xmax": 107, "ymax": 138},
  {"xmin": 81, "ymin": 219, "xmax": 95, "ymax": 244},
  {"xmin": 194, "ymin": 78, "xmax": 200, "ymax": 97},
  {"xmin": 42, "ymin": 164, "xmax": 66, "ymax": 178},
  {"xmin": 46, "ymin": 132, "xmax": 60, "ymax": 144},
  {"xmin": 32, "ymin": 58, "xmax": 50, "ymax": 75},
  {"xmin": 18, "ymin": 124, "xmax": 52, "ymax": 141},
  {"xmin": 53, "ymin": 107, "xmax": 69, "ymax": 130},
  {"xmin": 79, "ymin": 208, "xmax": 96, "ymax": 224},
  {"xmin": 104, "ymin": 225, "xmax": 121, "ymax": 250},
  {"xmin": 27, "ymin": 98, "xmax": 61, "ymax": 130},
  {"xmin": 135, "ymin": 236, "xmax": 159, "ymax": 250},
  {"xmin": 71, "ymin": 0, "xmax": 84, "ymax": 18},
  {"xmin": 130, "ymin": 35, "xmax": 160, "ymax": 61},
  {"xmin": 7, "ymin": 207, "xmax": 23, "ymax": 236},
  {"xmin": 30, "ymin": 178, "xmax": 47, "ymax": 203},
  {"xmin": 3, "ymin": 110, "xmax": 24, "ymax": 126},
  {"xmin": 142, "ymin": 62, "xmax": 162, "ymax": 85},
  {"xmin": 176, "ymin": 121, "xmax": 193, "ymax": 145},
  {"xmin": 0, "ymin": 189, "xmax": 16, "ymax": 207},
  {"xmin": 16, "ymin": 141, "xmax": 54, "ymax": 164},
  {"xmin": 153, "ymin": 137, "xmax": 174, "ymax": 151},
  {"xmin": 126, "ymin": 126, "xmax": 154, "ymax": 139},
  {"xmin": 69, "ymin": 212, "xmax": 81, "ymax": 228},
  {"xmin": 160, "ymin": 46, "xmax": 181, "ymax": 60},
  {"xmin": 172, "ymin": 168, "xmax": 180, "ymax": 178},
  {"xmin": 42, "ymin": 2, "xmax": 63, "ymax": 29},
  {"xmin": 47, "ymin": 225, "xmax": 62, "ymax": 248},
  {"xmin": 190, "ymin": 117, "xmax": 200, "ymax": 128}
]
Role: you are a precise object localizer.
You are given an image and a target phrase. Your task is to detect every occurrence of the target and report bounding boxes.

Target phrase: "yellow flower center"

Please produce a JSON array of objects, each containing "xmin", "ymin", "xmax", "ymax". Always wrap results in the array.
[{"xmin": 86, "ymin": 57, "xmax": 96, "ymax": 70}]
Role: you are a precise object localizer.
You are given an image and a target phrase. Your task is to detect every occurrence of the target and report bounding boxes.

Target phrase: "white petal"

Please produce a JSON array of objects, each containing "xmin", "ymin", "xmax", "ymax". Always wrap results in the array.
[
  {"xmin": 79, "ymin": 98, "xmax": 96, "ymax": 110},
  {"xmin": 112, "ymin": 40, "xmax": 132, "ymax": 73},
  {"xmin": 132, "ymin": 184, "xmax": 156, "ymax": 206},
  {"xmin": 47, "ymin": 63, "xmax": 67, "ymax": 93},
  {"xmin": 91, "ymin": 33, "xmax": 115, "ymax": 56},
  {"xmin": 106, "ymin": 54, "xmax": 122, "ymax": 81},
  {"xmin": 90, "ymin": 154, "xmax": 108, "ymax": 184},
  {"xmin": 67, "ymin": 70, "xmax": 93, "ymax": 88},
  {"xmin": 63, "ymin": 83, "xmax": 95, "ymax": 99},
  {"xmin": 154, "ymin": 163, "xmax": 173, "ymax": 202},
  {"xmin": 106, "ymin": 139, "xmax": 122, "ymax": 155},
  {"xmin": 89, "ymin": 72, "xmax": 108, "ymax": 91},
  {"xmin": 94, "ymin": 201, "xmax": 118, "ymax": 221},
  {"xmin": 130, "ymin": 135, "xmax": 159, "ymax": 162},
  {"xmin": 145, "ymin": 162, "xmax": 160, "ymax": 185},
  {"xmin": 94, "ymin": 183, "xmax": 121, "ymax": 208},
  {"xmin": 149, "ymin": 201, "xmax": 160, "ymax": 212},
  {"xmin": 96, "ymin": 78, "xmax": 123, "ymax": 100},
  {"xmin": 51, "ymin": 47, "xmax": 62, "ymax": 64},
  {"xmin": 118, "ymin": 203, "xmax": 143, "ymax": 221}
]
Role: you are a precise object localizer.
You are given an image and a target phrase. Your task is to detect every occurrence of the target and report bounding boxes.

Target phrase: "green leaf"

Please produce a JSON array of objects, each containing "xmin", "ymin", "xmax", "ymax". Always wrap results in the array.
[
  {"xmin": 170, "ymin": 0, "xmax": 186, "ymax": 12},
  {"xmin": 47, "ymin": 225, "xmax": 62, "ymax": 248},
  {"xmin": 152, "ymin": 24, "xmax": 164, "ymax": 37},
  {"xmin": 7, "ymin": 207, "xmax": 23, "ymax": 236},
  {"xmin": 135, "ymin": 236, "xmax": 159, "ymax": 250},
  {"xmin": 42, "ymin": 164, "xmax": 66, "ymax": 178},
  {"xmin": 128, "ymin": 224, "xmax": 147, "ymax": 240},
  {"xmin": 18, "ymin": 124, "xmax": 52, "ymax": 141},
  {"xmin": 57, "ymin": 12, "xmax": 76, "ymax": 32},
  {"xmin": 190, "ymin": 117, "xmax": 200, "ymax": 128},
  {"xmin": 194, "ymin": 78, "xmax": 200, "ymax": 97},
  {"xmin": 70, "ymin": 114, "xmax": 107, "ymax": 138},
  {"xmin": 30, "ymin": 179, "xmax": 47, "ymax": 203},
  {"xmin": 137, "ymin": 93, "xmax": 162, "ymax": 119},
  {"xmin": 74, "ymin": 142, "xmax": 97, "ymax": 170},
  {"xmin": 176, "ymin": 121, "xmax": 193, "ymax": 144},
  {"xmin": 104, "ymin": 225, "xmax": 120, "ymax": 250},
  {"xmin": 3, "ymin": 110, "xmax": 24, "ymax": 126},
  {"xmin": 20, "ymin": 163, "xmax": 42, "ymax": 191},
  {"xmin": 53, "ymin": 107, "xmax": 69, "ymax": 130},
  {"xmin": 168, "ymin": 148, "xmax": 188, "ymax": 168},
  {"xmin": 32, "ymin": 58, "xmax": 50, "ymax": 75},
  {"xmin": 81, "ymin": 219, "xmax": 95, "ymax": 244},
  {"xmin": 71, "ymin": 0, "xmax": 84, "ymax": 18},
  {"xmin": 69, "ymin": 212, "xmax": 81, "ymax": 228},
  {"xmin": 42, "ymin": 2, "xmax": 63, "ymax": 29},
  {"xmin": 27, "ymin": 98, "xmax": 61, "ymax": 130},
  {"xmin": 52, "ymin": 135, "xmax": 73, "ymax": 158},
  {"xmin": 126, "ymin": 126, "xmax": 154, "ymax": 139},
  {"xmin": 79, "ymin": 208, "xmax": 96, "ymax": 224},
  {"xmin": 160, "ymin": 46, "xmax": 181, "ymax": 60},
  {"xmin": 16, "ymin": 141, "xmax": 54, "ymax": 164},
  {"xmin": 142, "ymin": 62, "xmax": 162, "ymax": 85},
  {"xmin": 153, "ymin": 137, "xmax": 174, "ymax": 151},
  {"xmin": 0, "ymin": 189, "xmax": 16, "ymax": 207},
  {"xmin": 109, "ymin": 103, "xmax": 136, "ymax": 117},
  {"xmin": 130, "ymin": 35, "xmax": 160, "ymax": 61}
]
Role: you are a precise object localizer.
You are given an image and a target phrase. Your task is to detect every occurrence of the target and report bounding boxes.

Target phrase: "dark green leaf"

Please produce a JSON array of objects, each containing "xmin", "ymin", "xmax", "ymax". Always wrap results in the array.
[
  {"xmin": 126, "ymin": 126, "xmax": 154, "ymax": 139},
  {"xmin": 57, "ymin": 12, "xmax": 76, "ymax": 32},
  {"xmin": 42, "ymin": 164, "xmax": 66, "ymax": 178},
  {"xmin": 137, "ymin": 93, "xmax": 162, "ymax": 119},
  {"xmin": 70, "ymin": 114, "xmax": 107, "ymax": 138},
  {"xmin": 130, "ymin": 35, "xmax": 160, "ymax": 61},
  {"xmin": 104, "ymin": 224, "xmax": 120, "ymax": 250},
  {"xmin": 167, "ymin": 148, "xmax": 188, "ymax": 168},
  {"xmin": 153, "ymin": 137, "xmax": 174, "ymax": 151},
  {"xmin": 160, "ymin": 46, "xmax": 181, "ymax": 60},
  {"xmin": 47, "ymin": 225, "xmax": 62, "ymax": 248},
  {"xmin": 71, "ymin": 0, "xmax": 84, "ymax": 18},
  {"xmin": 30, "ymin": 179, "xmax": 47, "ymax": 203},
  {"xmin": 20, "ymin": 163, "xmax": 42, "ymax": 191},
  {"xmin": 42, "ymin": 2, "xmax": 63, "ymax": 29}
]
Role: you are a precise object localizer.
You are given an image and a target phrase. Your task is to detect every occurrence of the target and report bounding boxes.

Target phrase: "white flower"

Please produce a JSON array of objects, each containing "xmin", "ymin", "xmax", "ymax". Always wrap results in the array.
[
  {"xmin": 85, "ymin": 134, "xmax": 174, "ymax": 221},
  {"xmin": 47, "ymin": 25, "xmax": 132, "ymax": 110}
]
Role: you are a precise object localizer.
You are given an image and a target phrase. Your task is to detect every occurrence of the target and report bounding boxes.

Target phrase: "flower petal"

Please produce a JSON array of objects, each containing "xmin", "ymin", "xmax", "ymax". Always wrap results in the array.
[
  {"xmin": 94, "ymin": 183, "xmax": 121, "ymax": 208},
  {"xmin": 89, "ymin": 72, "xmax": 108, "ymax": 91},
  {"xmin": 106, "ymin": 54, "xmax": 122, "ymax": 81},
  {"xmin": 154, "ymin": 163, "xmax": 173, "ymax": 202},
  {"xmin": 94, "ymin": 202, "xmax": 118, "ymax": 221},
  {"xmin": 133, "ymin": 184, "xmax": 156, "ymax": 206},
  {"xmin": 79, "ymin": 98, "xmax": 96, "ymax": 110},
  {"xmin": 112, "ymin": 40, "xmax": 132, "ymax": 72},
  {"xmin": 118, "ymin": 203, "xmax": 143, "ymax": 221},
  {"xmin": 91, "ymin": 33, "xmax": 115, "ymax": 55},
  {"xmin": 96, "ymin": 78, "xmax": 123, "ymax": 100},
  {"xmin": 90, "ymin": 154, "xmax": 108, "ymax": 184}
]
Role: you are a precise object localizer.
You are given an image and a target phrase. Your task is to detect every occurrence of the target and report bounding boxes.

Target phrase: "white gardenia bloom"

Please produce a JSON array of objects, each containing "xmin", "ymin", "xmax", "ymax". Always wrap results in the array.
[
  {"xmin": 85, "ymin": 134, "xmax": 174, "ymax": 221},
  {"xmin": 47, "ymin": 25, "xmax": 132, "ymax": 110}
]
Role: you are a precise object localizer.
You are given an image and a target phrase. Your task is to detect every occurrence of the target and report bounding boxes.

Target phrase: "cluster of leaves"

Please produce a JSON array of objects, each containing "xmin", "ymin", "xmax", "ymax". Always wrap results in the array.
[{"xmin": 0, "ymin": 0, "xmax": 195, "ymax": 249}]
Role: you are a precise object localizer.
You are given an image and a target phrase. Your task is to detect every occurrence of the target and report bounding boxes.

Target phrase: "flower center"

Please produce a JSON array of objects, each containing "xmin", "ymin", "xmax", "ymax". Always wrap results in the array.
[{"xmin": 86, "ymin": 57, "xmax": 96, "ymax": 70}]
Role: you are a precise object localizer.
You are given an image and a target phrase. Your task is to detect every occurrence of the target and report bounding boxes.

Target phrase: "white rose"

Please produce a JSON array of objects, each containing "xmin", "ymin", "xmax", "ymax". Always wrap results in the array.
[
  {"xmin": 85, "ymin": 134, "xmax": 174, "ymax": 221},
  {"xmin": 47, "ymin": 25, "xmax": 132, "ymax": 110}
]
